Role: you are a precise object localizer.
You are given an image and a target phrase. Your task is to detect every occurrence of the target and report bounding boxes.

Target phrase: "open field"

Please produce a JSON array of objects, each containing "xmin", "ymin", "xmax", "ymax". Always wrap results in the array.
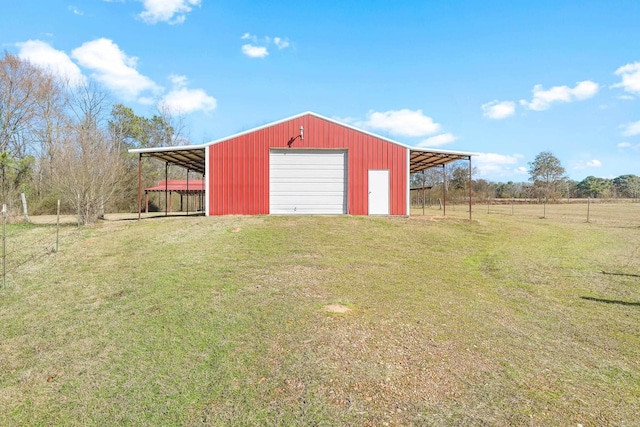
[
  {"xmin": 1, "ymin": 205, "xmax": 639, "ymax": 425},
  {"xmin": 413, "ymin": 200, "xmax": 640, "ymax": 227}
]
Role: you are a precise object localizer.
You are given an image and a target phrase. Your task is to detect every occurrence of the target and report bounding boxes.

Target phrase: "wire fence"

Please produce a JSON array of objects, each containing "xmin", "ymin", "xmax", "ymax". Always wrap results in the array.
[
  {"xmin": 2, "ymin": 198, "xmax": 637, "ymax": 289},
  {"xmin": 0, "ymin": 201, "xmax": 79, "ymax": 289},
  {"xmin": 411, "ymin": 199, "xmax": 640, "ymax": 228}
]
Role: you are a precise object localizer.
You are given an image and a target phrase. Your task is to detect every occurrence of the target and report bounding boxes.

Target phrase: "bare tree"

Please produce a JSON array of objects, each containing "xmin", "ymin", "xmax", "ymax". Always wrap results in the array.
[
  {"xmin": 155, "ymin": 101, "xmax": 189, "ymax": 147},
  {"xmin": 0, "ymin": 53, "xmax": 197, "ymax": 218},
  {"xmin": 0, "ymin": 52, "xmax": 61, "ymax": 206},
  {"xmin": 50, "ymin": 84, "xmax": 125, "ymax": 224}
]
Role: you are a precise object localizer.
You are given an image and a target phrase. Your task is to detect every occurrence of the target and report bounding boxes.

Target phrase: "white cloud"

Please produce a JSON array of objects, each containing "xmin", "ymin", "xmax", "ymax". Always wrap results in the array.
[
  {"xmin": 618, "ymin": 141, "xmax": 640, "ymax": 151},
  {"xmin": 138, "ymin": 96, "xmax": 156, "ymax": 106},
  {"xmin": 240, "ymin": 34, "xmax": 290, "ymax": 57},
  {"xmin": 362, "ymin": 109, "xmax": 440, "ymax": 137},
  {"xmin": 481, "ymin": 100, "xmax": 516, "ymax": 119},
  {"xmin": 242, "ymin": 44, "xmax": 268, "ymax": 58},
  {"xmin": 416, "ymin": 133, "xmax": 457, "ymax": 147},
  {"xmin": 162, "ymin": 88, "xmax": 216, "ymax": 114},
  {"xmin": 613, "ymin": 62, "xmax": 640, "ymax": 95},
  {"xmin": 17, "ymin": 37, "xmax": 215, "ymax": 116},
  {"xmin": 618, "ymin": 94, "xmax": 635, "ymax": 100},
  {"xmin": 68, "ymin": 6, "xmax": 84, "ymax": 15},
  {"xmin": 573, "ymin": 159, "xmax": 603, "ymax": 170},
  {"xmin": 473, "ymin": 153, "xmax": 525, "ymax": 177},
  {"xmin": 71, "ymin": 38, "xmax": 159, "ymax": 100},
  {"xmin": 620, "ymin": 120, "xmax": 640, "ymax": 137},
  {"xmin": 139, "ymin": 0, "xmax": 201, "ymax": 24},
  {"xmin": 273, "ymin": 37, "xmax": 290, "ymax": 49},
  {"xmin": 241, "ymin": 33, "xmax": 257, "ymax": 42},
  {"xmin": 572, "ymin": 80, "xmax": 600, "ymax": 100},
  {"xmin": 169, "ymin": 74, "xmax": 188, "ymax": 87},
  {"xmin": 520, "ymin": 80, "xmax": 599, "ymax": 111},
  {"xmin": 161, "ymin": 74, "xmax": 216, "ymax": 114},
  {"xmin": 16, "ymin": 40, "xmax": 86, "ymax": 86}
]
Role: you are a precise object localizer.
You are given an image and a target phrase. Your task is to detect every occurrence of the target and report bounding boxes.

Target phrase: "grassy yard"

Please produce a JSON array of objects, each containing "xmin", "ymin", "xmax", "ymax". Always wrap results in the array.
[{"xmin": 1, "ymin": 205, "xmax": 639, "ymax": 426}]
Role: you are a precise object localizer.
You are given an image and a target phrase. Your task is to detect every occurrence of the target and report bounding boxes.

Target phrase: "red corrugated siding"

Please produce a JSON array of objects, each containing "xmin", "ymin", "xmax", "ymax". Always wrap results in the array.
[{"xmin": 208, "ymin": 114, "xmax": 407, "ymax": 215}]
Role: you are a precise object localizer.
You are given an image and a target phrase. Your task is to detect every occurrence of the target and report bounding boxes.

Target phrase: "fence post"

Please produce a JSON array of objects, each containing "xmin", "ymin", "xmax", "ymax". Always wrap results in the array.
[
  {"xmin": 21, "ymin": 193, "xmax": 30, "ymax": 223},
  {"xmin": 56, "ymin": 200, "xmax": 60, "ymax": 253},
  {"xmin": 587, "ymin": 197, "xmax": 590, "ymax": 223},
  {"xmin": 2, "ymin": 204, "xmax": 6, "ymax": 289}
]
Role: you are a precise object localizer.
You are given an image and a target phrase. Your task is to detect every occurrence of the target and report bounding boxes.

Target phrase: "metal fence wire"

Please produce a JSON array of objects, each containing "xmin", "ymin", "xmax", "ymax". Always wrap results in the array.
[
  {"xmin": 410, "ymin": 199, "xmax": 640, "ymax": 228},
  {"xmin": 1, "ymin": 200, "xmax": 68, "ymax": 289}
]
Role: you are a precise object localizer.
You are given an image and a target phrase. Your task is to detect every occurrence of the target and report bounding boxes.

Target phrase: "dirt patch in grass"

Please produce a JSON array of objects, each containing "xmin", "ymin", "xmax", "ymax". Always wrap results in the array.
[{"xmin": 324, "ymin": 304, "xmax": 351, "ymax": 313}]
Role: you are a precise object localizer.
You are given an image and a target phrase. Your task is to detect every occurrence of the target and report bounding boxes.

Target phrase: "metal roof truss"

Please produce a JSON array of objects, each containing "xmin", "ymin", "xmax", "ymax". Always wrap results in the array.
[
  {"xmin": 409, "ymin": 150, "xmax": 470, "ymax": 173},
  {"xmin": 141, "ymin": 148, "xmax": 206, "ymax": 175}
]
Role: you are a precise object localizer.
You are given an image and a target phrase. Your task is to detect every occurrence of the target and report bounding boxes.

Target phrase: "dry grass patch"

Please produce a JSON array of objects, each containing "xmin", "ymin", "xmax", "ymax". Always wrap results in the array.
[{"xmin": 324, "ymin": 304, "xmax": 351, "ymax": 313}]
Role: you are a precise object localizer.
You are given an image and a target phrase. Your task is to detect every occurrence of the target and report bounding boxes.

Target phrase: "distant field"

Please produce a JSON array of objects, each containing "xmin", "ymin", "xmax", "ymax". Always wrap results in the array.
[
  {"xmin": 412, "ymin": 200, "xmax": 640, "ymax": 227},
  {"xmin": 1, "ymin": 205, "xmax": 639, "ymax": 425}
]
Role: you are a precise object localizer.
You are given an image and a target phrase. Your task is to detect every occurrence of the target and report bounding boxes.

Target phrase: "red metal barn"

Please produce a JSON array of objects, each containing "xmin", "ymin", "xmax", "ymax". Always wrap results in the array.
[{"xmin": 131, "ymin": 111, "xmax": 474, "ymax": 217}]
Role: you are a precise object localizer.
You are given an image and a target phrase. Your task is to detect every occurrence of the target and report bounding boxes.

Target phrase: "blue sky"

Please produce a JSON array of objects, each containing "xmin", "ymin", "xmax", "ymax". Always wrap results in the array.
[{"xmin": 2, "ymin": 0, "xmax": 639, "ymax": 182}]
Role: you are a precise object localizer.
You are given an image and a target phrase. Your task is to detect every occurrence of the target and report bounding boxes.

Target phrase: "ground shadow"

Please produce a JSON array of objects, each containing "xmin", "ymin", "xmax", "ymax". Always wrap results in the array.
[
  {"xmin": 580, "ymin": 296, "xmax": 640, "ymax": 307},
  {"xmin": 102, "ymin": 212, "xmax": 206, "ymax": 222},
  {"xmin": 602, "ymin": 271, "xmax": 640, "ymax": 278}
]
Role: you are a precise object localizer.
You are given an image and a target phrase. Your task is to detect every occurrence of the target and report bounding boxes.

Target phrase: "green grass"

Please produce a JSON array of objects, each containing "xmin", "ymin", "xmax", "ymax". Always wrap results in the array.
[{"xmin": 1, "ymin": 205, "xmax": 639, "ymax": 426}]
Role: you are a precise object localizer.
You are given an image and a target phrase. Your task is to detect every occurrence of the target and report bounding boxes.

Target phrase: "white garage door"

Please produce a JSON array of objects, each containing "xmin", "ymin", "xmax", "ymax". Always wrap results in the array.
[{"xmin": 270, "ymin": 149, "xmax": 347, "ymax": 214}]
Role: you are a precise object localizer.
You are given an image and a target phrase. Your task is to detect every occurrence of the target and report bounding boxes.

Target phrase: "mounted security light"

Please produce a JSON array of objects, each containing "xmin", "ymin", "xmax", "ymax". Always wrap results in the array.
[{"xmin": 287, "ymin": 125, "xmax": 304, "ymax": 147}]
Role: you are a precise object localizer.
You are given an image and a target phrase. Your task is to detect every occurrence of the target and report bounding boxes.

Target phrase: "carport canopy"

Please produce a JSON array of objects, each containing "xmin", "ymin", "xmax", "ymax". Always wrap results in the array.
[
  {"xmin": 132, "ymin": 145, "xmax": 207, "ymax": 175},
  {"xmin": 409, "ymin": 147, "xmax": 475, "ymax": 173},
  {"xmin": 130, "ymin": 144, "xmax": 475, "ymax": 176}
]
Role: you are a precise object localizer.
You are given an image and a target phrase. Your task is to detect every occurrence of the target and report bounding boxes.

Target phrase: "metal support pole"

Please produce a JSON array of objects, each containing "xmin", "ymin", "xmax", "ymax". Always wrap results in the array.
[
  {"xmin": 468, "ymin": 156, "xmax": 472, "ymax": 221},
  {"xmin": 165, "ymin": 162, "xmax": 169, "ymax": 216},
  {"xmin": 138, "ymin": 154, "xmax": 142, "ymax": 221},
  {"xmin": 442, "ymin": 164, "xmax": 446, "ymax": 217}
]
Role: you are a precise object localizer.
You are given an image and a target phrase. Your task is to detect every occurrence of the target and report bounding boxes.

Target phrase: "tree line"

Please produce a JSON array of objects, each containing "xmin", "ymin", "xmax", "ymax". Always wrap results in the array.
[
  {"xmin": 411, "ymin": 151, "xmax": 640, "ymax": 204},
  {"xmin": 1, "ymin": 52, "xmax": 188, "ymax": 223}
]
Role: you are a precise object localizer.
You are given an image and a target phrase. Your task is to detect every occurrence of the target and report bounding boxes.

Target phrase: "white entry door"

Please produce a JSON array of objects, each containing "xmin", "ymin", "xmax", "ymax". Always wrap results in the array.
[{"xmin": 368, "ymin": 170, "xmax": 389, "ymax": 215}]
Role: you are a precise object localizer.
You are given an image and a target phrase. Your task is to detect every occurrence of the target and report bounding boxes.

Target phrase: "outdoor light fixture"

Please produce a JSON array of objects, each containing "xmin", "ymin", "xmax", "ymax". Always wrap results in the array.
[{"xmin": 287, "ymin": 125, "xmax": 304, "ymax": 147}]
